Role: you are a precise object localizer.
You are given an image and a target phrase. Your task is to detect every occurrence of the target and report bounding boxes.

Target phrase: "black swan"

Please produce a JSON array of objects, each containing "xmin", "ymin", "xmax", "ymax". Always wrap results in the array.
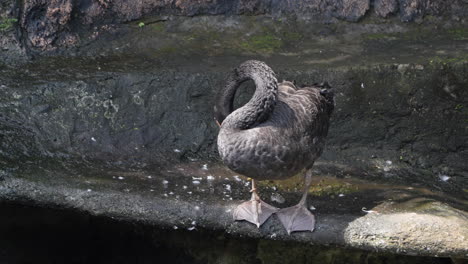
[{"xmin": 214, "ymin": 60, "xmax": 334, "ymax": 234}]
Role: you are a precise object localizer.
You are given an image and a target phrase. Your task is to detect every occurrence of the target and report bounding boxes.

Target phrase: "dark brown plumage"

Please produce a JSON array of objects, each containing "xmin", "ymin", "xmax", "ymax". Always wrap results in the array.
[{"xmin": 214, "ymin": 60, "xmax": 334, "ymax": 233}]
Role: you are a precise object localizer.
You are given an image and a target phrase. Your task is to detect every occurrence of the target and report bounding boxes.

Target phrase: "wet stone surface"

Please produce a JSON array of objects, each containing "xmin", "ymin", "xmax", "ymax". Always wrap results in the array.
[
  {"xmin": 0, "ymin": 159, "xmax": 466, "ymax": 258},
  {"xmin": 1, "ymin": 32, "xmax": 467, "ymax": 197},
  {"xmin": 0, "ymin": 202, "xmax": 459, "ymax": 264}
]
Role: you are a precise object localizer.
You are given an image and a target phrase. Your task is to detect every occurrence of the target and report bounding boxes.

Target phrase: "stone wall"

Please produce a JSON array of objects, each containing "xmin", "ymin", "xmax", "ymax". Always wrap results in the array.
[
  {"xmin": 0, "ymin": 0, "xmax": 467, "ymax": 196},
  {"xmin": 0, "ymin": 0, "xmax": 467, "ymax": 58},
  {"xmin": 1, "ymin": 56, "xmax": 467, "ymax": 196}
]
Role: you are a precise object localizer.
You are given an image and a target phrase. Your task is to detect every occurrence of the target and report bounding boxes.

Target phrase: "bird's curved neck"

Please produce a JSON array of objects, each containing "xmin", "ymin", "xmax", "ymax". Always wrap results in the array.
[{"xmin": 215, "ymin": 61, "xmax": 278, "ymax": 130}]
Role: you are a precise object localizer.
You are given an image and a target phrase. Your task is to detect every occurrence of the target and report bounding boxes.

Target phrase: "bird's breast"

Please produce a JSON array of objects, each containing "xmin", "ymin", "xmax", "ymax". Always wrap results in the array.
[{"xmin": 217, "ymin": 128, "xmax": 305, "ymax": 180}]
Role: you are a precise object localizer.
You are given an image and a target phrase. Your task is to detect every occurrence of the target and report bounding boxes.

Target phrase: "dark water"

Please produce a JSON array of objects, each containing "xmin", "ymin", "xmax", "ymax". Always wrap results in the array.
[{"xmin": 0, "ymin": 202, "xmax": 455, "ymax": 264}]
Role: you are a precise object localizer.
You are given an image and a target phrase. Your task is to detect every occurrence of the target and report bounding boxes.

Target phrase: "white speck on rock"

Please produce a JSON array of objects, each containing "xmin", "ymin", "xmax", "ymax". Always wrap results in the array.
[
  {"xmin": 87, "ymin": 189, "xmax": 92, "ymax": 192},
  {"xmin": 361, "ymin": 83, "xmax": 365, "ymax": 89},
  {"xmin": 201, "ymin": 164, "xmax": 208, "ymax": 170},
  {"xmin": 225, "ymin": 209, "xmax": 232, "ymax": 213},
  {"xmin": 174, "ymin": 149, "xmax": 181, "ymax": 153},
  {"xmin": 224, "ymin": 184, "xmax": 231, "ymax": 192},
  {"xmin": 173, "ymin": 226, "xmax": 178, "ymax": 230},
  {"xmin": 338, "ymin": 193, "xmax": 345, "ymax": 197},
  {"xmin": 439, "ymin": 174, "xmax": 450, "ymax": 182},
  {"xmin": 206, "ymin": 175, "xmax": 215, "ymax": 180},
  {"xmin": 271, "ymin": 193, "xmax": 285, "ymax": 204},
  {"xmin": 233, "ymin": 175, "xmax": 241, "ymax": 182},
  {"xmin": 183, "ymin": 185, "xmax": 188, "ymax": 189},
  {"xmin": 194, "ymin": 206, "xmax": 200, "ymax": 211},
  {"xmin": 362, "ymin": 207, "xmax": 378, "ymax": 214},
  {"xmin": 118, "ymin": 176, "xmax": 124, "ymax": 180},
  {"xmin": 162, "ymin": 180, "xmax": 169, "ymax": 184},
  {"xmin": 192, "ymin": 180, "xmax": 200, "ymax": 185},
  {"xmin": 309, "ymin": 206, "xmax": 316, "ymax": 210},
  {"xmin": 386, "ymin": 160, "xmax": 392, "ymax": 165},
  {"xmin": 187, "ymin": 226, "xmax": 196, "ymax": 231},
  {"xmin": 147, "ymin": 176, "xmax": 152, "ymax": 179},
  {"xmin": 91, "ymin": 137, "xmax": 96, "ymax": 142},
  {"xmin": 169, "ymin": 192, "xmax": 174, "ymax": 195}
]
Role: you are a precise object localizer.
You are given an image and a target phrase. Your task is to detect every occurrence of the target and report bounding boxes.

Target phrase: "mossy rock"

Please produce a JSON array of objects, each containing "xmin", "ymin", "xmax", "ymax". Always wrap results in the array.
[
  {"xmin": 240, "ymin": 34, "xmax": 283, "ymax": 53},
  {"xmin": 0, "ymin": 17, "xmax": 17, "ymax": 32}
]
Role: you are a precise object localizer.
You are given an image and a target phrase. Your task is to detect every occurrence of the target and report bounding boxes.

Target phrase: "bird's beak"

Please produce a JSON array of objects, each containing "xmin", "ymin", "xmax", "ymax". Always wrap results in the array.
[{"xmin": 215, "ymin": 118, "xmax": 221, "ymax": 128}]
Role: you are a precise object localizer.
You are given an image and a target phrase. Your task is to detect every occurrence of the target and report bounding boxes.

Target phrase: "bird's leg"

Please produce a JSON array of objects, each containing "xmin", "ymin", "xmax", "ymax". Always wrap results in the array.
[
  {"xmin": 276, "ymin": 169, "xmax": 315, "ymax": 234},
  {"xmin": 233, "ymin": 179, "xmax": 278, "ymax": 228}
]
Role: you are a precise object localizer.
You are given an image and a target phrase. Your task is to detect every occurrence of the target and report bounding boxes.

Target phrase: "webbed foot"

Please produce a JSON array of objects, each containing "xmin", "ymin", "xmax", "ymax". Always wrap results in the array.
[
  {"xmin": 233, "ymin": 179, "xmax": 278, "ymax": 227},
  {"xmin": 276, "ymin": 204, "xmax": 315, "ymax": 234},
  {"xmin": 233, "ymin": 199, "xmax": 278, "ymax": 227}
]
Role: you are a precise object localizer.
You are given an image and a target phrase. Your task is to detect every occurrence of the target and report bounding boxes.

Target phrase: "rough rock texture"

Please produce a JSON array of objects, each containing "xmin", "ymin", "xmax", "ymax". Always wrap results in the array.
[
  {"xmin": 1, "ymin": 56, "xmax": 467, "ymax": 196},
  {"xmin": 0, "ymin": 0, "xmax": 26, "ymax": 64},
  {"xmin": 1, "ymin": 14, "xmax": 468, "ymax": 196},
  {"xmin": 1, "ymin": 0, "xmax": 467, "ymax": 56},
  {"xmin": 399, "ymin": 0, "xmax": 426, "ymax": 22},
  {"xmin": 333, "ymin": 0, "xmax": 371, "ymax": 22},
  {"xmin": 20, "ymin": 0, "xmax": 76, "ymax": 51},
  {"xmin": 1, "ymin": 161, "xmax": 467, "ymax": 259},
  {"xmin": 0, "ymin": 202, "xmax": 461, "ymax": 263},
  {"xmin": 374, "ymin": 0, "xmax": 399, "ymax": 17},
  {"xmin": 344, "ymin": 198, "xmax": 468, "ymax": 256}
]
